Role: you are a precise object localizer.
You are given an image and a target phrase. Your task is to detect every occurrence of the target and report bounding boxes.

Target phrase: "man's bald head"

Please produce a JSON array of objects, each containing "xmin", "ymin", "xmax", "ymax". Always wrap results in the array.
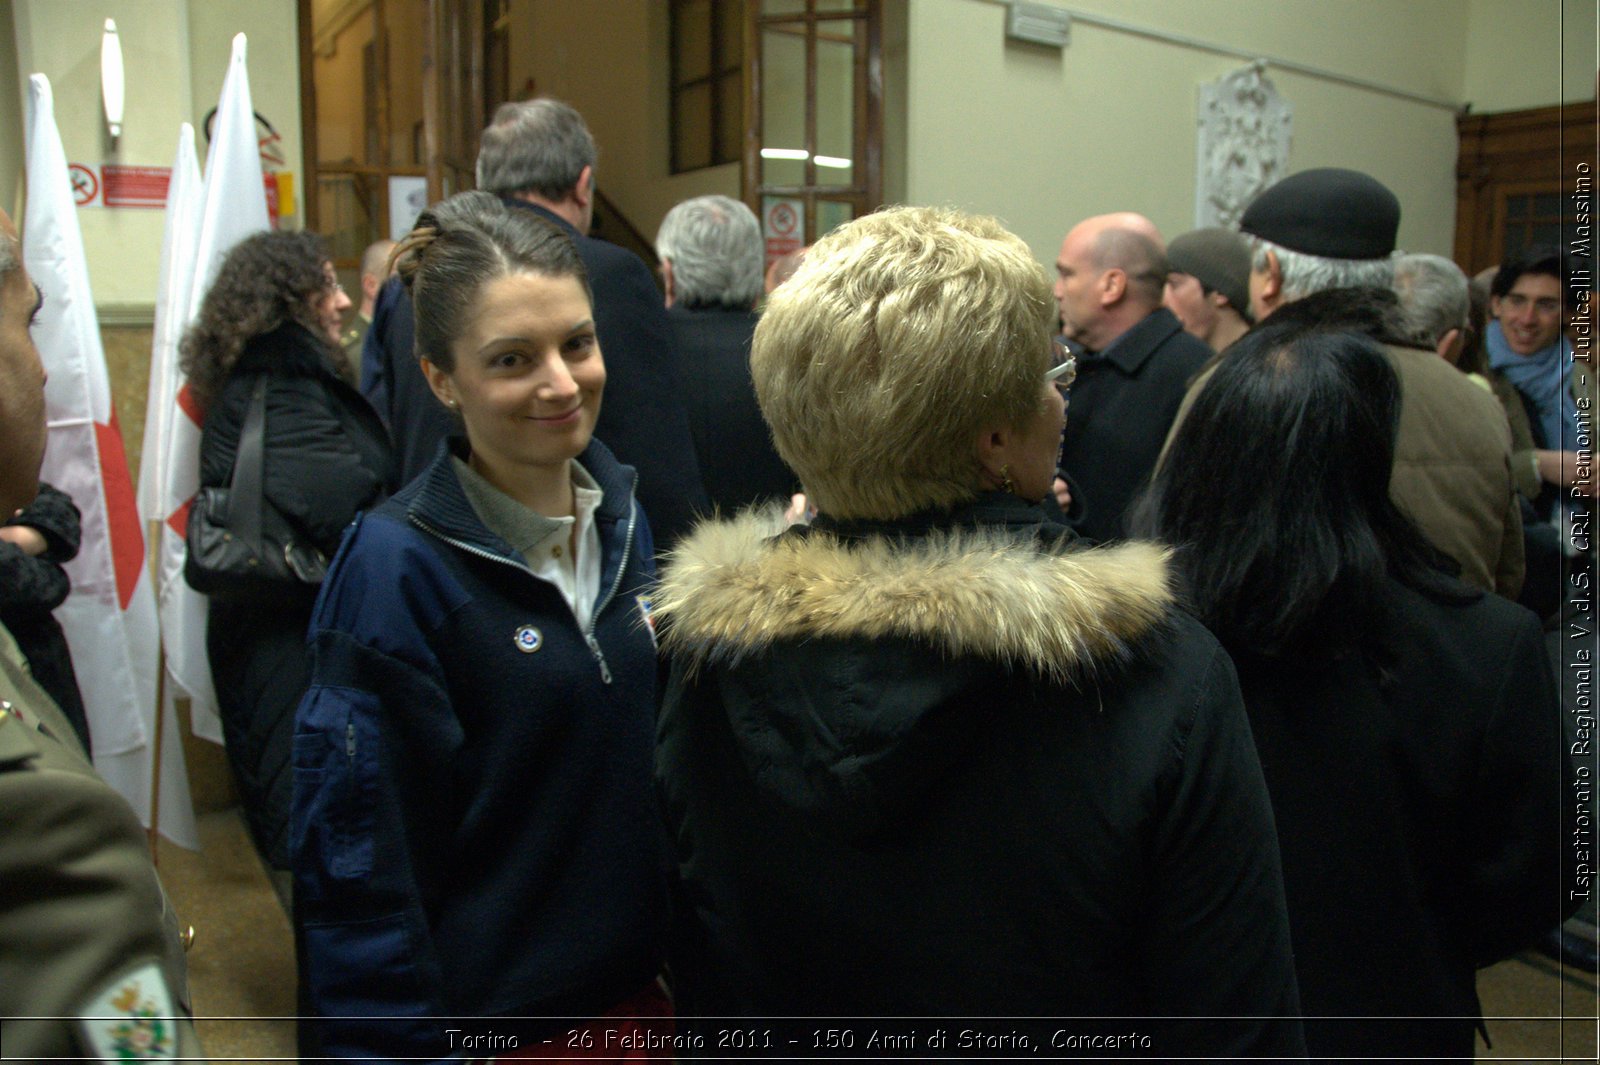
[
  {"xmin": 1055, "ymin": 213, "xmax": 1169, "ymax": 350},
  {"xmin": 1095, "ymin": 212, "xmax": 1165, "ymax": 252}
]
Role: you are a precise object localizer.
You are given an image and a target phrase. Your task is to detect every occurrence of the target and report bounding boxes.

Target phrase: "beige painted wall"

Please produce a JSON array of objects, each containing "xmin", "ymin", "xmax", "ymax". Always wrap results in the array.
[
  {"xmin": 903, "ymin": 0, "xmax": 1484, "ymax": 267},
  {"xmin": 5, "ymin": 0, "xmax": 1588, "ymax": 302},
  {"xmin": 187, "ymin": 0, "xmax": 303, "ymax": 224},
  {"xmin": 7, "ymin": 0, "xmax": 302, "ymax": 307},
  {"xmin": 0, "ymin": 0, "xmax": 22, "ymax": 217},
  {"xmin": 10, "ymin": 0, "xmax": 194, "ymax": 306},
  {"xmin": 1464, "ymin": 0, "xmax": 1595, "ymax": 113},
  {"xmin": 509, "ymin": 0, "xmax": 738, "ymax": 246}
]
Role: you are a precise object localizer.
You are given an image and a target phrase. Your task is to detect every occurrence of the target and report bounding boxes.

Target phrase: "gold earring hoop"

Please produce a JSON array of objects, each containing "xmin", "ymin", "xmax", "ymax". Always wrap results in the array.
[{"xmin": 1000, "ymin": 463, "xmax": 1014, "ymax": 494}]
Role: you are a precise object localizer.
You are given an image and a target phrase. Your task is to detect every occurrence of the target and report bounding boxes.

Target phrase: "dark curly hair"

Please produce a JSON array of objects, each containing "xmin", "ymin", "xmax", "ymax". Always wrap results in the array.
[{"xmin": 180, "ymin": 230, "xmax": 334, "ymax": 411}]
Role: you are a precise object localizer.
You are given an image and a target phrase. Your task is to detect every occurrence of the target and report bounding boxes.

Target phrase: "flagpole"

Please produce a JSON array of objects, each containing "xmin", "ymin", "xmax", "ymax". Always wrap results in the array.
[{"xmin": 146, "ymin": 517, "xmax": 167, "ymax": 863}]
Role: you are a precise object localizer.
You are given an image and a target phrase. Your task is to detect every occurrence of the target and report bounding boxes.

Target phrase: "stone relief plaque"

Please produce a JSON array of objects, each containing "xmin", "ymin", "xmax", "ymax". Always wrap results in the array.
[{"xmin": 1196, "ymin": 62, "xmax": 1292, "ymax": 229}]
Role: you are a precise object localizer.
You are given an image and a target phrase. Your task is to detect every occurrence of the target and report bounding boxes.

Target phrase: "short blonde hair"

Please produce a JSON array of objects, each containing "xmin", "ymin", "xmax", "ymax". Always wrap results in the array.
[{"xmin": 753, "ymin": 206, "xmax": 1053, "ymax": 520}]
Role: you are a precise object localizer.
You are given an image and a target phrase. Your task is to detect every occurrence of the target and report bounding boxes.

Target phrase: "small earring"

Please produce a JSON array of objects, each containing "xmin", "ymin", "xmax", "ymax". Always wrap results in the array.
[
  {"xmin": 999, "ymin": 463, "xmax": 1014, "ymax": 494},
  {"xmin": 447, "ymin": 398, "xmax": 458, "ymax": 409}
]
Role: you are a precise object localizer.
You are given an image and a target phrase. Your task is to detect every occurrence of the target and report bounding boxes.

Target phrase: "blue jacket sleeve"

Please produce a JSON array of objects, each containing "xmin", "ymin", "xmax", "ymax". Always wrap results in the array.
[
  {"xmin": 360, "ymin": 276, "xmax": 404, "ymax": 425},
  {"xmin": 291, "ymin": 514, "xmax": 467, "ymax": 1062}
]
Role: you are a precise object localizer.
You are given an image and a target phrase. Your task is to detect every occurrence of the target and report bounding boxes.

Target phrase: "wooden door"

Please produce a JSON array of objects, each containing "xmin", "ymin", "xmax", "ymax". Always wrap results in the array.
[
  {"xmin": 1456, "ymin": 101, "xmax": 1599, "ymax": 274},
  {"xmin": 744, "ymin": 0, "xmax": 882, "ymax": 264}
]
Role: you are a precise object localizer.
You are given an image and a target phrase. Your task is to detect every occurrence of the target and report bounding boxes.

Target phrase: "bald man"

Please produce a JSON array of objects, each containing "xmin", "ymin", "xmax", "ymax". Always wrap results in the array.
[{"xmin": 1052, "ymin": 213, "xmax": 1211, "ymax": 541}]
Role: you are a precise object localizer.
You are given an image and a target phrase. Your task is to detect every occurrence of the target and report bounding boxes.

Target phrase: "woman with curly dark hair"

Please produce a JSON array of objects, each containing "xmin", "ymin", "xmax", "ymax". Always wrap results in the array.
[{"xmin": 182, "ymin": 230, "xmax": 393, "ymax": 890}]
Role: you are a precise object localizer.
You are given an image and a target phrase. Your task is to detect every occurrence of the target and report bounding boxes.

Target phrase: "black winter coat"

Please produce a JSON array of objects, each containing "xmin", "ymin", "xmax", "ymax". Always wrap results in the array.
[
  {"xmin": 654, "ymin": 496, "xmax": 1306, "ymax": 1056},
  {"xmin": 1059, "ymin": 307, "xmax": 1210, "ymax": 542},
  {"xmin": 198, "ymin": 322, "xmax": 393, "ymax": 868},
  {"xmin": 1233, "ymin": 578, "xmax": 1574, "ymax": 1061},
  {"xmin": 0, "ymin": 483, "xmax": 89, "ymax": 751},
  {"xmin": 667, "ymin": 304, "xmax": 797, "ymax": 514}
]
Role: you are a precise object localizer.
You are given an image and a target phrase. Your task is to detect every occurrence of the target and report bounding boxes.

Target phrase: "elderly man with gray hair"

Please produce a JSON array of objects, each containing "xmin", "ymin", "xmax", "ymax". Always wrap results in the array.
[
  {"xmin": 655, "ymin": 195, "xmax": 795, "ymax": 512},
  {"xmin": 1392, "ymin": 253, "xmax": 1472, "ymax": 360},
  {"xmin": 1165, "ymin": 169, "xmax": 1523, "ymax": 597}
]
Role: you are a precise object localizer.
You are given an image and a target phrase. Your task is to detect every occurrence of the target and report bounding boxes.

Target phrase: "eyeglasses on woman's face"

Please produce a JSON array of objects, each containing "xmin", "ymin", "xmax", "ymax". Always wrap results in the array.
[{"xmin": 1046, "ymin": 340, "xmax": 1077, "ymax": 397}]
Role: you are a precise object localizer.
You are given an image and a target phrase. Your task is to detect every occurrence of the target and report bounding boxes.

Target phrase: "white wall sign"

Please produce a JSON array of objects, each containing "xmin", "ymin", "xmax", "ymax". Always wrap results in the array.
[{"xmin": 388, "ymin": 176, "xmax": 429, "ymax": 241}]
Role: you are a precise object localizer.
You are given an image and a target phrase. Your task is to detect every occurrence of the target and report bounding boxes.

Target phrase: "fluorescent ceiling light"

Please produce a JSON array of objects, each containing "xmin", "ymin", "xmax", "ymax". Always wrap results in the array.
[
  {"xmin": 760, "ymin": 147, "xmax": 809, "ymax": 160},
  {"xmin": 814, "ymin": 155, "xmax": 852, "ymax": 168}
]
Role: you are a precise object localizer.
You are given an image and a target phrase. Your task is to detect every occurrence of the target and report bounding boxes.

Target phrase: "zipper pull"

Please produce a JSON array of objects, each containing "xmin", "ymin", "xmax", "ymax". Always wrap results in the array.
[
  {"xmin": 585, "ymin": 633, "xmax": 613, "ymax": 685},
  {"xmin": 345, "ymin": 721, "xmax": 356, "ymax": 758}
]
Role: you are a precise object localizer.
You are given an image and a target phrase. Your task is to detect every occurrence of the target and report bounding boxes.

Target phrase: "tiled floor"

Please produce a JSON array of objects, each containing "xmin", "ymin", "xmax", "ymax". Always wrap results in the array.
[{"xmin": 157, "ymin": 806, "xmax": 1599, "ymax": 1063}]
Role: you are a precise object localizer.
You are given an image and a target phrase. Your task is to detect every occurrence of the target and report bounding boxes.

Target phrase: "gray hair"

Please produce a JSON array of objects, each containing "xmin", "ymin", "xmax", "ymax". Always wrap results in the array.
[
  {"xmin": 1249, "ymin": 235, "xmax": 1395, "ymax": 302},
  {"xmin": 1392, "ymin": 253, "xmax": 1469, "ymax": 347},
  {"xmin": 475, "ymin": 98, "xmax": 597, "ymax": 199},
  {"xmin": 656, "ymin": 195, "xmax": 764, "ymax": 309}
]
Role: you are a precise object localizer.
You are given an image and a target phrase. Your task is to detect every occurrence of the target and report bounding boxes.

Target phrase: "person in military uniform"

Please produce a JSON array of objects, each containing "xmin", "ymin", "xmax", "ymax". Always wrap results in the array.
[
  {"xmin": 340, "ymin": 237, "xmax": 394, "ymax": 379},
  {"xmin": 0, "ymin": 207, "xmax": 204, "ymax": 1062}
]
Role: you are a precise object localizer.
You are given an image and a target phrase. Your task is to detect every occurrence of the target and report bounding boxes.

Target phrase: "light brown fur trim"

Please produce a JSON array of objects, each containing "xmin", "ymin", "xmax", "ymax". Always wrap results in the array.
[{"xmin": 655, "ymin": 509, "xmax": 1174, "ymax": 681}]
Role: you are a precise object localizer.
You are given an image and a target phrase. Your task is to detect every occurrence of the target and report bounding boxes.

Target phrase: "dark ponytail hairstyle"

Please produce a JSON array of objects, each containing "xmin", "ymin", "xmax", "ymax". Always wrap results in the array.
[
  {"xmin": 391, "ymin": 190, "xmax": 590, "ymax": 371},
  {"xmin": 1130, "ymin": 322, "xmax": 1468, "ymax": 663}
]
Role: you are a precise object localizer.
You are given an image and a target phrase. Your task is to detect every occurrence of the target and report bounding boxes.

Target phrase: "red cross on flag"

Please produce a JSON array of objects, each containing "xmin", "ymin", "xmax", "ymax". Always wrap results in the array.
[{"xmin": 24, "ymin": 73, "xmax": 195, "ymax": 847}]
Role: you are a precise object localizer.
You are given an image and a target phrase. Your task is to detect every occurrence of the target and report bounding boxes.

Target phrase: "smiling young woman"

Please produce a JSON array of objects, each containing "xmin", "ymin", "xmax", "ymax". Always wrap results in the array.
[
  {"xmin": 289, "ymin": 192, "xmax": 670, "ymax": 1061},
  {"xmin": 420, "ymin": 269, "xmax": 605, "ymax": 517}
]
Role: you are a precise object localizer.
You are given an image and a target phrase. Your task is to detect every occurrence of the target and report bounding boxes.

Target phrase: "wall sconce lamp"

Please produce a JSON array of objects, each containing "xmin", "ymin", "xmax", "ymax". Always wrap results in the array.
[{"xmin": 101, "ymin": 19, "xmax": 124, "ymax": 141}]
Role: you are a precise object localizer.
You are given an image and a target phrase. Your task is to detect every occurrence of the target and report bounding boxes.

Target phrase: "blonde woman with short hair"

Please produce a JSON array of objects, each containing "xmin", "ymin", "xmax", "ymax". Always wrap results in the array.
[{"xmin": 653, "ymin": 206, "xmax": 1305, "ymax": 1054}]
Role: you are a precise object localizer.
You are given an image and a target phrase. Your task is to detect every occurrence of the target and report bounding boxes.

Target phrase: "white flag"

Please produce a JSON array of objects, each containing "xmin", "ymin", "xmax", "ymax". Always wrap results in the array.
[
  {"xmin": 24, "ymin": 74, "xmax": 196, "ymax": 848},
  {"xmin": 137, "ymin": 123, "xmax": 224, "ymax": 745},
  {"xmin": 155, "ymin": 34, "xmax": 271, "ymax": 746},
  {"xmin": 187, "ymin": 33, "xmax": 271, "ymax": 322},
  {"xmin": 137, "ymin": 124, "xmax": 200, "ymax": 526}
]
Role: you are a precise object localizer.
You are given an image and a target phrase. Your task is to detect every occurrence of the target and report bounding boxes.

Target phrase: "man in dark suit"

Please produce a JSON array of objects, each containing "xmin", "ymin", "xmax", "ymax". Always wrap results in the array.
[
  {"xmin": 1053, "ymin": 212, "xmax": 1210, "ymax": 542},
  {"xmin": 364, "ymin": 98, "xmax": 707, "ymax": 548},
  {"xmin": 656, "ymin": 195, "xmax": 796, "ymax": 514}
]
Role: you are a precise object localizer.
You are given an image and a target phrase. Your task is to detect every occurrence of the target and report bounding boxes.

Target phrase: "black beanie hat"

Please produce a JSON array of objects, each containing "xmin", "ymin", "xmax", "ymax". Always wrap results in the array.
[
  {"xmin": 1239, "ymin": 167, "xmax": 1400, "ymax": 260},
  {"xmin": 1167, "ymin": 228, "xmax": 1253, "ymax": 319}
]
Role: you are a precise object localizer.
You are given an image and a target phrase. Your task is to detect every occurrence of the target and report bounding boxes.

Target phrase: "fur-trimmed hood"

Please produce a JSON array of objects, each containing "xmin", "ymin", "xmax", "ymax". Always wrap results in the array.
[
  {"xmin": 656, "ymin": 506, "xmax": 1174, "ymax": 682},
  {"xmin": 656, "ymin": 503, "xmax": 1176, "ymax": 836}
]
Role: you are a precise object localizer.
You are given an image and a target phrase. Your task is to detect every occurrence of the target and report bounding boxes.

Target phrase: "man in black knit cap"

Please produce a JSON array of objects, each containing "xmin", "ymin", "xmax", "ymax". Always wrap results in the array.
[{"xmin": 1167, "ymin": 168, "xmax": 1523, "ymax": 596}]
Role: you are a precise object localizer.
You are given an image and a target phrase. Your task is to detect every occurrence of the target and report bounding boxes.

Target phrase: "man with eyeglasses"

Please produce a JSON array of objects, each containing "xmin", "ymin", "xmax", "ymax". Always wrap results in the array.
[{"xmin": 1051, "ymin": 212, "xmax": 1210, "ymax": 542}]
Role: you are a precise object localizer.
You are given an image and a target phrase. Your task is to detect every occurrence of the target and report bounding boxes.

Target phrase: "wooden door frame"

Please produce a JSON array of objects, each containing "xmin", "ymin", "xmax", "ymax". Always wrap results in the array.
[
  {"xmin": 1456, "ymin": 100, "xmax": 1598, "ymax": 273},
  {"xmin": 742, "ymin": 0, "xmax": 883, "ymax": 244},
  {"xmin": 300, "ymin": 0, "xmax": 485, "ymax": 249}
]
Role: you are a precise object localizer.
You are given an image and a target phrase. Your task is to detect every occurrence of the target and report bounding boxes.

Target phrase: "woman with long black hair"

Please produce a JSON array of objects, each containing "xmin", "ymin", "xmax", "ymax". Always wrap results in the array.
[{"xmin": 1134, "ymin": 322, "xmax": 1573, "ymax": 1061}]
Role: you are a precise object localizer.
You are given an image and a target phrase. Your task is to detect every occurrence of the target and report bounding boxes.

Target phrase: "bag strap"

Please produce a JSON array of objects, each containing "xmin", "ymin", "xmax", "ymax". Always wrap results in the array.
[{"xmin": 227, "ymin": 377, "xmax": 269, "ymax": 544}]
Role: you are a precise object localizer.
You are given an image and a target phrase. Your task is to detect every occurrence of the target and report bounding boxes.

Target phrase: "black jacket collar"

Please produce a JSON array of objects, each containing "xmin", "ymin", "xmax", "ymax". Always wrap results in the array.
[
  {"xmin": 393, "ymin": 435, "xmax": 637, "ymax": 561},
  {"xmin": 503, "ymin": 197, "xmax": 581, "ymax": 240},
  {"xmin": 1094, "ymin": 306, "xmax": 1184, "ymax": 375},
  {"xmin": 235, "ymin": 321, "xmax": 344, "ymax": 381},
  {"xmin": 809, "ymin": 492, "xmax": 1075, "ymax": 548}
]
